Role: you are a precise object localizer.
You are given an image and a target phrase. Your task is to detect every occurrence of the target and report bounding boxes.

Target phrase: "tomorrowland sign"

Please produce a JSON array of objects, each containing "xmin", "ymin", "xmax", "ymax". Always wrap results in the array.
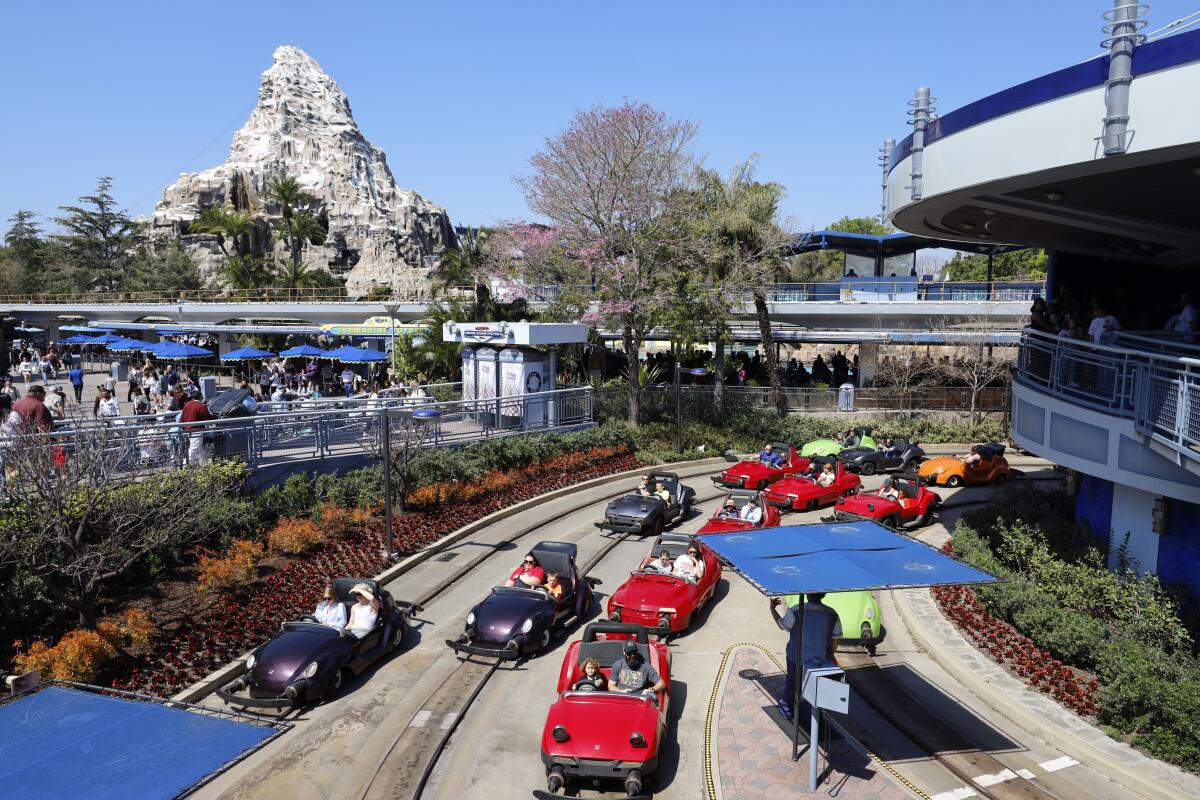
[{"xmin": 320, "ymin": 316, "xmax": 427, "ymax": 337}]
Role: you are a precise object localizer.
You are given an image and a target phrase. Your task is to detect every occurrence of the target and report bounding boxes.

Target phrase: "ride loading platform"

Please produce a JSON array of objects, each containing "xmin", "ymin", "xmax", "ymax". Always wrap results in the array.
[{"xmin": 701, "ymin": 520, "xmax": 1069, "ymax": 800}]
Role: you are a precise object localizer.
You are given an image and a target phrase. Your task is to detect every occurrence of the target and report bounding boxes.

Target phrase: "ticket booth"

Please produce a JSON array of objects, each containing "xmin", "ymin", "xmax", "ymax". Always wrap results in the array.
[{"xmin": 475, "ymin": 346, "xmax": 500, "ymax": 428}]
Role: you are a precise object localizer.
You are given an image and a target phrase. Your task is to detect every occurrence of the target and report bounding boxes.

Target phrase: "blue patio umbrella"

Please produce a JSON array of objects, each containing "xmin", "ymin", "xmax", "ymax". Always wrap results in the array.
[
  {"xmin": 156, "ymin": 342, "xmax": 214, "ymax": 360},
  {"xmin": 221, "ymin": 346, "xmax": 276, "ymax": 362},
  {"xmin": 91, "ymin": 333, "xmax": 128, "ymax": 345},
  {"xmin": 107, "ymin": 337, "xmax": 151, "ymax": 351},
  {"xmin": 59, "ymin": 334, "xmax": 99, "ymax": 344},
  {"xmin": 278, "ymin": 344, "xmax": 327, "ymax": 358},
  {"xmin": 321, "ymin": 345, "xmax": 388, "ymax": 363}
]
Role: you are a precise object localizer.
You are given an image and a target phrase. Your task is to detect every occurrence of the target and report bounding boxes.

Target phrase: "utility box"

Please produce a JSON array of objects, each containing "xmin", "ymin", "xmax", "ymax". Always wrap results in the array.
[
  {"xmin": 838, "ymin": 383, "xmax": 855, "ymax": 412},
  {"xmin": 200, "ymin": 376, "xmax": 218, "ymax": 401},
  {"xmin": 461, "ymin": 346, "xmax": 477, "ymax": 403},
  {"xmin": 475, "ymin": 347, "xmax": 500, "ymax": 428},
  {"xmin": 499, "ymin": 347, "xmax": 546, "ymax": 428},
  {"xmin": 801, "ymin": 666, "xmax": 848, "ymax": 714}
]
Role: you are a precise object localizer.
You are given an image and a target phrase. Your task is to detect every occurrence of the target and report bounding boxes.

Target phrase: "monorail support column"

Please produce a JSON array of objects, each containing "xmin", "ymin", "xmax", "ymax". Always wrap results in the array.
[{"xmin": 857, "ymin": 343, "xmax": 879, "ymax": 387}]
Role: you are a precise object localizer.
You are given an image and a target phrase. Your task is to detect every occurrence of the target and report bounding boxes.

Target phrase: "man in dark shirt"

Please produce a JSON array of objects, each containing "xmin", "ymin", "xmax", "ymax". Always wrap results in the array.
[
  {"xmin": 12, "ymin": 385, "xmax": 54, "ymax": 431},
  {"xmin": 610, "ymin": 640, "xmax": 666, "ymax": 696},
  {"xmin": 770, "ymin": 593, "xmax": 841, "ymax": 720}
]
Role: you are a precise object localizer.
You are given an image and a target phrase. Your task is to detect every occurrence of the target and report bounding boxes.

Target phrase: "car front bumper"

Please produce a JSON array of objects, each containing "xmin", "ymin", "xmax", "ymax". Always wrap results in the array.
[
  {"xmin": 216, "ymin": 676, "xmax": 306, "ymax": 709},
  {"xmin": 594, "ymin": 520, "xmax": 648, "ymax": 534},
  {"xmin": 446, "ymin": 635, "xmax": 523, "ymax": 660},
  {"xmin": 711, "ymin": 476, "xmax": 746, "ymax": 488},
  {"xmin": 540, "ymin": 751, "xmax": 659, "ymax": 779}
]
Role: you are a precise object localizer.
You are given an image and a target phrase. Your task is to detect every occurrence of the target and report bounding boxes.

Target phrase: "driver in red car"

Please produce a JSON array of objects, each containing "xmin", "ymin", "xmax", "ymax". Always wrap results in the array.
[
  {"xmin": 611, "ymin": 640, "xmax": 666, "ymax": 696},
  {"xmin": 817, "ymin": 462, "xmax": 836, "ymax": 487},
  {"xmin": 759, "ymin": 443, "xmax": 783, "ymax": 468},
  {"xmin": 573, "ymin": 657, "xmax": 609, "ymax": 692},
  {"xmin": 505, "ymin": 553, "xmax": 545, "ymax": 587},
  {"xmin": 879, "ymin": 476, "xmax": 902, "ymax": 503}
]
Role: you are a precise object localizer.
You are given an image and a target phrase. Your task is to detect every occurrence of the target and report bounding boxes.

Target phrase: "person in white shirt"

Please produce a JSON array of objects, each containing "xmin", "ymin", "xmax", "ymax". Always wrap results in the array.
[
  {"xmin": 816, "ymin": 462, "xmax": 836, "ymax": 487},
  {"xmin": 345, "ymin": 583, "xmax": 380, "ymax": 638},
  {"xmin": 341, "ymin": 367, "xmax": 356, "ymax": 397},
  {"xmin": 1087, "ymin": 305, "xmax": 1121, "ymax": 345},
  {"xmin": 1168, "ymin": 293, "xmax": 1198, "ymax": 334},
  {"xmin": 673, "ymin": 544, "xmax": 705, "ymax": 582},
  {"xmin": 97, "ymin": 388, "xmax": 121, "ymax": 418},
  {"xmin": 313, "ymin": 584, "xmax": 348, "ymax": 628},
  {"xmin": 739, "ymin": 497, "xmax": 764, "ymax": 524}
]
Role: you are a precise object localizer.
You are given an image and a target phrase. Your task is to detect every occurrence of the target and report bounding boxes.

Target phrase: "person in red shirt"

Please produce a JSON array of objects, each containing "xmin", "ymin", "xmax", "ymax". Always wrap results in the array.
[
  {"xmin": 178, "ymin": 390, "xmax": 215, "ymax": 465},
  {"xmin": 11, "ymin": 385, "xmax": 54, "ymax": 432},
  {"xmin": 505, "ymin": 553, "xmax": 545, "ymax": 588}
]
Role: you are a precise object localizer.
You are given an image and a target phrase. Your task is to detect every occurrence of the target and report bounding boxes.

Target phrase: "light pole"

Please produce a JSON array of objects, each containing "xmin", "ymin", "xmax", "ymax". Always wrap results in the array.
[
  {"xmin": 383, "ymin": 302, "xmax": 400, "ymax": 387},
  {"xmin": 676, "ymin": 367, "xmax": 708, "ymax": 453}
]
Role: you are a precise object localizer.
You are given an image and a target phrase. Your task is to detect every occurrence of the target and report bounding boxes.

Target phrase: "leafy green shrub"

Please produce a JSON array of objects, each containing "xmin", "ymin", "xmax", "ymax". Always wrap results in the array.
[{"xmin": 258, "ymin": 473, "xmax": 318, "ymax": 520}]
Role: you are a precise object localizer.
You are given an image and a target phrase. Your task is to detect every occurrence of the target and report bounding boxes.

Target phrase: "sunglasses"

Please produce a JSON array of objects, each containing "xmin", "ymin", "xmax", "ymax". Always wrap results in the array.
[{"xmin": 524, "ymin": 559, "xmax": 535, "ymax": 565}]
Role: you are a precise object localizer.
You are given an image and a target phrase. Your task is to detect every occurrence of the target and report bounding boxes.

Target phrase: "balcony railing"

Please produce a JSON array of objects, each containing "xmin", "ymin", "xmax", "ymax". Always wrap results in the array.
[
  {"xmin": 1017, "ymin": 329, "xmax": 1200, "ymax": 465},
  {"xmin": 0, "ymin": 280, "xmax": 1044, "ymax": 307}
]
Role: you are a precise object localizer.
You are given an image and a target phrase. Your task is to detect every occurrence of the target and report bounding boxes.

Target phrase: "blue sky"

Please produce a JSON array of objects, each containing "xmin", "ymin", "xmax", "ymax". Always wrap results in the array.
[{"xmin": 2, "ymin": 0, "xmax": 1196, "ymax": 234}]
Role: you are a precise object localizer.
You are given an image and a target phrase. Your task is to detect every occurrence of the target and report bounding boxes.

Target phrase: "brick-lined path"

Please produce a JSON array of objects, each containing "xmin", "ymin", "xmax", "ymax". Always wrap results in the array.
[{"xmin": 715, "ymin": 646, "xmax": 914, "ymax": 800}]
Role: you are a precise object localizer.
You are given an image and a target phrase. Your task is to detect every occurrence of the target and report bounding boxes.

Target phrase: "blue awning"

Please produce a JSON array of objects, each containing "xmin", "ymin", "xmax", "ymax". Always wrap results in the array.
[
  {"xmin": 0, "ymin": 685, "xmax": 281, "ymax": 800},
  {"xmin": 700, "ymin": 521, "xmax": 1000, "ymax": 596}
]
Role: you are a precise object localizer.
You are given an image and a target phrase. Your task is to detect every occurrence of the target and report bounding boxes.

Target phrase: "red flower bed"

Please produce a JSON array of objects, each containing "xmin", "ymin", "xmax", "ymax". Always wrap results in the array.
[
  {"xmin": 932, "ymin": 543, "xmax": 1099, "ymax": 717},
  {"xmin": 112, "ymin": 452, "xmax": 639, "ymax": 697}
]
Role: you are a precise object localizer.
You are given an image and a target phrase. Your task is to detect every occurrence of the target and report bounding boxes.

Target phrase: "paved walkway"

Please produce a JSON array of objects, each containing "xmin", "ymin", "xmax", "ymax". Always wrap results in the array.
[{"xmin": 714, "ymin": 646, "xmax": 915, "ymax": 800}]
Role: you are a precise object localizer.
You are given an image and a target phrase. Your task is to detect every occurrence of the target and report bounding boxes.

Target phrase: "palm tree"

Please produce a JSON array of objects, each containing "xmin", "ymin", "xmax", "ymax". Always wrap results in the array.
[
  {"xmin": 432, "ymin": 227, "xmax": 491, "ymax": 313},
  {"xmin": 695, "ymin": 158, "xmax": 791, "ymax": 415},
  {"xmin": 223, "ymin": 255, "xmax": 271, "ymax": 293},
  {"xmin": 265, "ymin": 174, "xmax": 327, "ymax": 288},
  {"xmin": 190, "ymin": 207, "xmax": 254, "ymax": 259}
]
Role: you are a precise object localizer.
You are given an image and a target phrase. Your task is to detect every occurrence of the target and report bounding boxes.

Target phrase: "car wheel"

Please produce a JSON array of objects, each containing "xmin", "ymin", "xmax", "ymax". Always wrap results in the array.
[
  {"xmin": 901, "ymin": 458, "xmax": 917, "ymax": 472},
  {"xmin": 327, "ymin": 667, "xmax": 345, "ymax": 698},
  {"xmin": 681, "ymin": 500, "xmax": 692, "ymax": 519},
  {"xmin": 994, "ymin": 473, "xmax": 1008, "ymax": 485},
  {"xmin": 883, "ymin": 515, "xmax": 900, "ymax": 529},
  {"xmin": 918, "ymin": 508, "xmax": 933, "ymax": 527},
  {"xmin": 946, "ymin": 475, "xmax": 963, "ymax": 488},
  {"xmin": 539, "ymin": 627, "xmax": 551, "ymax": 651},
  {"xmin": 651, "ymin": 516, "xmax": 664, "ymax": 537},
  {"xmin": 860, "ymin": 461, "xmax": 877, "ymax": 476}
]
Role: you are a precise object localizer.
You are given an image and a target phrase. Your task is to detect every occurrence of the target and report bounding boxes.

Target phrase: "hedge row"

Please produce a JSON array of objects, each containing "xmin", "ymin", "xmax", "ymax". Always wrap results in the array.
[{"xmin": 950, "ymin": 485, "xmax": 1200, "ymax": 771}]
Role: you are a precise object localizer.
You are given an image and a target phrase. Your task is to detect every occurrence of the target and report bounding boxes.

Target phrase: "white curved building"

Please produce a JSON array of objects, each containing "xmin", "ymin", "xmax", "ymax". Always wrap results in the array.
[{"xmin": 886, "ymin": 14, "xmax": 1200, "ymax": 593}]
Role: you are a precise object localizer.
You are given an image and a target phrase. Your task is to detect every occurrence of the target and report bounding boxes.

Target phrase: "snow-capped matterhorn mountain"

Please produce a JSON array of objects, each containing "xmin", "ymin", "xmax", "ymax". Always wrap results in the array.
[{"xmin": 150, "ymin": 45, "xmax": 455, "ymax": 295}]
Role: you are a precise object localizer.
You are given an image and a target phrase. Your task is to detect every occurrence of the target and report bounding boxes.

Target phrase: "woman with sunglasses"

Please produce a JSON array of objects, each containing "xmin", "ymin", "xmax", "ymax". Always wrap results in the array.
[
  {"xmin": 673, "ymin": 544, "xmax": 705, "ymax": 582},
  {"xmin": 504, "ymin": 552, "xmax": 545, "ymax": 588}
]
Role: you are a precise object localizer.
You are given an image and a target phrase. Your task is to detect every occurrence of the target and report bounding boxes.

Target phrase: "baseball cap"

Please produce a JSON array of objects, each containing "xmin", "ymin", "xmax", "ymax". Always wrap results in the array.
[{"xmin": 623, "ymin": 640, "xmax": 639, "ymax": 655}]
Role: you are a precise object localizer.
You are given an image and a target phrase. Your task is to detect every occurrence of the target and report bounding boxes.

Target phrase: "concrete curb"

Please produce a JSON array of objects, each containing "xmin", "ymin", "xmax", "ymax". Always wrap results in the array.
[
  {"xmin": 891, "ymin": 586, "xmax": 1199, "ymax": 800},
  {"xmin": 171, "ymin": 455, "xmax": 728, "ymax": 705}
]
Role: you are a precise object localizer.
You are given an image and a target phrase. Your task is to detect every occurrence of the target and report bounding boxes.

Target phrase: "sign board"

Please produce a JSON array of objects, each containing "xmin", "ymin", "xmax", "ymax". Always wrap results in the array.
[
  {"xmin": 320, "ymin": 317, "xmax": 428, "ymax": 337},
  {"xmin": 442, "ymin": 322, "xmax": 588, "ymax": 346}
]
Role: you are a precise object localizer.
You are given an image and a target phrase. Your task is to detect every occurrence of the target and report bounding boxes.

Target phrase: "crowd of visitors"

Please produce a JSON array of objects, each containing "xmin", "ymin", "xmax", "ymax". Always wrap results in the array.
[
  {"xmin": 643, "ymin": 348, "xmax": 860, "ymax": 388},
  {"xmin": 1028, "ymin": 286, "xmax": 1198, "ymax": 344}
]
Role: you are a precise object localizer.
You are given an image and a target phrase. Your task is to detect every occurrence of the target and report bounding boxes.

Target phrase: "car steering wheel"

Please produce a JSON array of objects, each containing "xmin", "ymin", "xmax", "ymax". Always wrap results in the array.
[{"xmin": 574, "ymin": 681, "xmax": 598, "ymax": 692}]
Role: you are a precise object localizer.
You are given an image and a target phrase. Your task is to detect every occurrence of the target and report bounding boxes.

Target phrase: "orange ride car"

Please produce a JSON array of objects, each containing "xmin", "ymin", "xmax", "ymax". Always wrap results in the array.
[{"xmin": 917, "ymin": 443, "xmax": 1012, "ymax": 487}]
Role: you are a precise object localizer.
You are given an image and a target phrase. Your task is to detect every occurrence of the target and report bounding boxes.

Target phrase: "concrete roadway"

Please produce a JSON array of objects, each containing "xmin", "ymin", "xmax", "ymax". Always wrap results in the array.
[{"xmin": 196, "ymin": 454, "xmax": 1136, "ymax": 800}]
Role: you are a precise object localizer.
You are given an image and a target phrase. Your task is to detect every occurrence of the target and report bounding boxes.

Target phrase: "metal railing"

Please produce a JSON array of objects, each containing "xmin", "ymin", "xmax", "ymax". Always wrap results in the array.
[
  {"xmin": 32, "ymin": 386, "xmax": 594, "ymax": 473},
  {"xmin": 1017, "ymin": 329, "xmax": 1200, "ymax": 465},
  {"xmin": 0, "ymin": 280, "xmax": 1044, "ymax": 307}
]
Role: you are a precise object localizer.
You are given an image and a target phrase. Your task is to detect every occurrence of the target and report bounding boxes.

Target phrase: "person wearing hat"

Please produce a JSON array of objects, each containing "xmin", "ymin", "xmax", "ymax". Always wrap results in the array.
[
  {"xmin": 610, "ymin": 639, "xmax": 665, "ymax": 696},
  {"xmin": 345, "ymin": 583, "xmax": 380, "ymax": 638},
  {"xmin": 879, "ymin": 476, "xmax": 901, "ymax": 503},
  {"xmin": 739, "ymin": 495, "xmax": 763, "ymax": 524},
  {"xmin": 718, "ymin": 497, "xmax": 739, "ymax": 519}
]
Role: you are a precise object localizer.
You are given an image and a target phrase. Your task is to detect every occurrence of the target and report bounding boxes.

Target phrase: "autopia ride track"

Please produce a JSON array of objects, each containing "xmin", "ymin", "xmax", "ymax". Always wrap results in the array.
[{"xmin": 201, "ymin": 453, "xmax": 1134, "ymax": 800}]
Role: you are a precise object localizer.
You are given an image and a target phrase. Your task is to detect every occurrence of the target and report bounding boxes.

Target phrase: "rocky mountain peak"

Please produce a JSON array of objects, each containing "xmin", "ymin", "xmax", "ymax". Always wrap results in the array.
[{"xmin": 150, "ymin": 45, "xmax": 454, "ymax": 295}]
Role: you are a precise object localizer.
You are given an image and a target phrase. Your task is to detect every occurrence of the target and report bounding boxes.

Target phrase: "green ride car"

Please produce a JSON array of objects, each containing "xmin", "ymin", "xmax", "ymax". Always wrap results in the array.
[
  {"xmin": 784, "ymin": 591, "xmax": 882, "ymax": 656},
  {"xmin": 799, "ymin": 427, "xmax": 877, "ymax": 459}
]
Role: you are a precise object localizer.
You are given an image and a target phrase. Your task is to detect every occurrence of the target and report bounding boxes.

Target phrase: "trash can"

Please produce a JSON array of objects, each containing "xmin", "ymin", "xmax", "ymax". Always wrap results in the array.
[
  {"xmin": 200, "ymin": 375, "xmax": 218, "ymax": 401},
  {"xmin": 837, "ymin": 383, "xmax": 855, "ymax": 412},
  {"xmin": 208, "ymin": 387, "xmax": 257, "ymax": 460}
]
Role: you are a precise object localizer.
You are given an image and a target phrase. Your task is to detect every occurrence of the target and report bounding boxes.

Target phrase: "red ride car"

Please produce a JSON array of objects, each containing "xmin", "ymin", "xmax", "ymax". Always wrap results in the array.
[
  {"xmin": 763, "ymin": 456, "xmax": 862, "ymax": 512},
  {"xmin": 827, "ymin": 473, "xmax": 941, "ymax": 530},
  {"xmin": 607, "ymin": 533, "xmax": 723, "ymax": 636},
  {"xmin": 696, "ymin": 489, "xmax": 782, "ymax": 535},
  {"xmin": 712, "ymin": 442, "xmax": 806, "ymax": 490},
  {"xmin": 537, "ymin": 622, "xmax": 670, "ymax": 799}
]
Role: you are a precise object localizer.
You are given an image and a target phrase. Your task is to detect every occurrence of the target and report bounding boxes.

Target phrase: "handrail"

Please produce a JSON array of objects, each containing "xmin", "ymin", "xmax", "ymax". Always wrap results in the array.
[{"xmin": 0, "ymin": 280, "xmax": 1044, "ymax": 307}]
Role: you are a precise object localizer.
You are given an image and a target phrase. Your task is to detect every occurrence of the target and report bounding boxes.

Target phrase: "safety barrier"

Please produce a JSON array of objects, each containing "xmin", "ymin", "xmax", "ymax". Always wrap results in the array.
[{"xmin": 1017, "ymin": 329, "xmax": 1200, "ymax": 466}]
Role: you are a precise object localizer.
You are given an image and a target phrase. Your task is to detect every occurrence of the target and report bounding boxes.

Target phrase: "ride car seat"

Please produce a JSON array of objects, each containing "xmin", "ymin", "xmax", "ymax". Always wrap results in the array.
[
  {"xmin": 531, "ymin": 543, "xmax": 577, "ymax": 600},
  {"xmin": 727, "ymin": 489, "xmax": 757, "ymax": 511},
  {"xmin": 896, "ymin": 480, "xmax": 919, "ymax": 499},
  {"xmin": 577, "ymin": 639, "xmax": 652, "ymax": 670},
  {"xmin": 651, "ymin": 473, "xmax": 680, "ymax": 499},
  {"xmin": 331, "ymin": 577, "xmax": 386, "ymax": 652}
]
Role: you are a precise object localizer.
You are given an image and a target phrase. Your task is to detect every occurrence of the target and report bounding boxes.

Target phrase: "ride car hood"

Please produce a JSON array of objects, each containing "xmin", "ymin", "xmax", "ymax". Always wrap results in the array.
[
  {"xmin": 542, "ymin": 693, "xmax": 661, "ymax": 763},
  {"xmin": 836, "ymin": 493, "xmax": 900, "ymax": 515},
  {"xmin": 719, "ymin": 461, "xmax": 776, "ymax": 482},
  {"xmin": 764, "ymin": 476, "xmax": 821, "ymax": 498},
  {"xmin": 471, "ymin": 589, "xmax": 551, "ymax": 644},
  {"xmin": 252, "ymin": 623, "xmax": 343, "ymax": 691},
  {"xmin": 606, "ymin": 495, "xmax": 661, "ymax": 518},
  {"xmin": 611, "ymin": 572, "xmax": 695, "ymax": 612},
  {"xmin": 837, "ymin": 446, "xmax": 874, "ymax": 461},
  {"xmin": 918, "ymin": 457, "xmax": 960, "ymax": 475},
  {"xmin": 697, "ymin": 517, "xmax": 757, "ymax": 535},
  {"xmin": 800, "ymin": 439, "xmax": 840, "ymax": 457}
]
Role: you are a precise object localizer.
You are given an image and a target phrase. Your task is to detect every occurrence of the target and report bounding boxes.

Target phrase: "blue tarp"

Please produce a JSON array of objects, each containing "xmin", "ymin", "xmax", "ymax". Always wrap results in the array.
[
  {"xmin": 701, "ymin": 521, "xmax": 1000, "ymax": 596},
  {"xmin": 0, "ymin": 685, "xmax": 277, "ymax": 800}
]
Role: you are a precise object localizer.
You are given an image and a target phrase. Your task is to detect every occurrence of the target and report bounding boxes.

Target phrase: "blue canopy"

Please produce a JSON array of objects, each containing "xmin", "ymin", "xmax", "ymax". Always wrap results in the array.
[
  {"xmin": 0, "ymin": 685, "xmax": 279, "ymax": 800},
  {"xmin": 106, "ymin": 337, "xmax": 151, "ymax": 351},
  {"xmin": 156, "ymin": 342, "xmax": 214, "ymax": 360},
  {"xmin": 91, "ymin": 333, "xmax": 128, "ymax": 345},
  {"xmin": 321, "ymin": 345, "xmax": 388, "ymax": 363},
  {"xmin": 221, "ymin": 345, "xmax": 276, "ymax": 362},
  {"xmin": 700, "ymin": 521, "xmax": 1001, "ymax": 596},
  {"xmin": 59, "ymin": 334, "xmax": 99, "ymax": 344},
  {"xmin": 278, "ymin": 344, "xmax": 327, "ymax": 358}
]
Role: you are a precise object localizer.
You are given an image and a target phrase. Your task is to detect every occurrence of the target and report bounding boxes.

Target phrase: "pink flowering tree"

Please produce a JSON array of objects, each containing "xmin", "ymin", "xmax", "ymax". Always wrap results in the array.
[{"xmin": 517, "ymin": 101, "xmax": 698, "ymax": 425}]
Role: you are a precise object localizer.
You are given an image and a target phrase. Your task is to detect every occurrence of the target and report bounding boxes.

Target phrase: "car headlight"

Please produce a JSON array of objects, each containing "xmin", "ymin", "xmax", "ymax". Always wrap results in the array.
[
  {"xmin": 304, "ymin": 661, "xmax": 319, "ymax": 678},
  {"xmin": 521, "ymin": 618, "xmax": 534, "ymax": 634},
  {"xmin": 864, "ymin": 606, "xmax": 876, "ymax": 620},
  {"xmin": 246, "ymin": 653, "xmax": 256, "ymax": 669},
  {"xmin": 466, "ymin": 612, "xmax": 475, "ymax": 626}
]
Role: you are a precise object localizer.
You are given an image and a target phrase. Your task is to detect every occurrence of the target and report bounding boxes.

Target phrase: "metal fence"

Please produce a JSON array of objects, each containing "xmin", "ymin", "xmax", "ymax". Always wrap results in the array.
[
  {"xmin": 593, "ymin": 384, "xmax": 1009, "ymax": 422},
  {"xmin": 1017, "ymin": 329, "xmax": 1200, "ymax": 466},
  {"xmin": 33, "ymin": 386, "xmax": 594, "ymax": 473}
]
